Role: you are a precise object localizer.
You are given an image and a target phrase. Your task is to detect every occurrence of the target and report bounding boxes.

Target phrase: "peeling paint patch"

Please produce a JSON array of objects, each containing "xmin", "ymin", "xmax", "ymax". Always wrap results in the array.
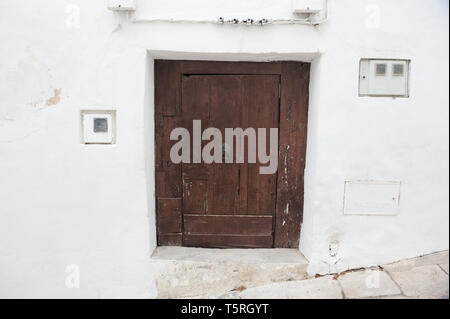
[
  {"xmin": 285, "ymin": 203, "xmax": 289, "ymax": 215},
  {"xmin": 45, "ymin": 88, "xmax": 61, "ymax": 106}
]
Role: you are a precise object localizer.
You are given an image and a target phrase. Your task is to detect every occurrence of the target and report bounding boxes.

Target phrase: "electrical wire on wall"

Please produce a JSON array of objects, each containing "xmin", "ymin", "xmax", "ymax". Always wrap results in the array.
[
  {"xmin": 129, "ymin": 15, "xmax": 327, "ymax": 26},
  {"xmin": 130, "ymin": 17, "xmax": 327, "ymax": 26}
]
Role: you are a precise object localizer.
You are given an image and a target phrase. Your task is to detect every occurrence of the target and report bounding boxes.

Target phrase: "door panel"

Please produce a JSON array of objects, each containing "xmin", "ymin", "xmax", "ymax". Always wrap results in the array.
[
  {"xmin": 208, "ymin": 76, "xmax": 242, "ymax": 216},
  {"xmin": 184, "ymin": 215, "xmax": 273, "ymax": 235},
  {"xmin": 183, "ymin": 234, "xmax": 274, "ymax": 248},
  {"xmin": 180, "ymin": 74, "xmax": 280, "ymax": 248},
  {"xmin": 157, "ymin": 198, "xmax": 182, "ymax": 234},
  {"xmin": 242, "ymin": 76, "xmax": 279, "ymax": 215},
  {"xmin": 182, "ymin": 165, "xmax": 210, "ymax": 214},
  {"xmin": 155, "ymin": 116, "xmax": 181, "ymax": 197}
]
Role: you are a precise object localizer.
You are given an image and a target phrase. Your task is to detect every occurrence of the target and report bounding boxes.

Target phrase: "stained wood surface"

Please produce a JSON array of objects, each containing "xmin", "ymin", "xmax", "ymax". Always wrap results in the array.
[
  {"xmin": 184, "ymin": 215, "xmax": 273, "ymax": 235},
  {"xmin": 274, "ymin": 63, "xmax": 310, "ymax": 248},
  {"xmin": 157, "ymin": 198, "xmax": 182, "ymax": 234},
  {"xmin": 155, "ymin": 60, "xmax": 309, "ymax": 248},
  {"xmin": 183, "ymin": 234, "xmax": 273, "ymax": 248}
]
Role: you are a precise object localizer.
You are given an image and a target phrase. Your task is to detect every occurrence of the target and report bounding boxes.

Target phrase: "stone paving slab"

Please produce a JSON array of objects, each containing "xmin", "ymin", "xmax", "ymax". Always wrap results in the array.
[
  {"xmin": 388, "ymin": 265, "xmax": 449, "ymax": 298},
  {"xmin": 231, "ymin": 276, "xmax": 343, "ymax": 299},
  {"xmin": 337, "ymin": 269, "xmax": 401, "ymax": 299},
  {"xmin": 382, "ymin": 250, "xmax": 449, "ymax": 273},
  {"xmin": 439, "ymin": 264, "xmax": 449, "ymax": 275},
  {"xmin": 161, "ymin": 249, "xmax": 449, "ymax": 299},
  {"xmin": 368, "ymin": 294, "xmax": 414, "ymax": 299}
]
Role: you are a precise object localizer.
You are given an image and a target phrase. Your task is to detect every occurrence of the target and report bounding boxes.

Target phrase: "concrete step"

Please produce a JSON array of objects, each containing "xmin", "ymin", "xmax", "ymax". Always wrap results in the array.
[{"xmin": 151, "ymin": 246, "xmax": 309, "ymax": 299}]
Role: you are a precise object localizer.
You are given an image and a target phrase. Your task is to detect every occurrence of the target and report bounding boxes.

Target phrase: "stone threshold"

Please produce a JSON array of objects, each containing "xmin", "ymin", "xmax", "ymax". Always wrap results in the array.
[
  {"xmin": 151, "ymin": 246, "xmax": 308, "ymax": 264},
  {"xmin": 151, "ymin": 246, "xmax": 309, "ymax": 298}
]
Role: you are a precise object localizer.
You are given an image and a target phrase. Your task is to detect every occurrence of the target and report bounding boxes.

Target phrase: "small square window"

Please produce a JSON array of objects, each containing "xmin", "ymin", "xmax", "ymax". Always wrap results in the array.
[
  {"xmin": 93, "ymin": 118, "xmax": 108, "ymax": 133},
  {"xmin": 393, "ymin": 64, "xmax": 404, "ymax": 76},
  {"xmin": 375, "ymin": 63, "xmax": 386, "ymax": 76},
  {"xmin": 81, "ymin": 110, "xmax": 115, "ymax": 144}
]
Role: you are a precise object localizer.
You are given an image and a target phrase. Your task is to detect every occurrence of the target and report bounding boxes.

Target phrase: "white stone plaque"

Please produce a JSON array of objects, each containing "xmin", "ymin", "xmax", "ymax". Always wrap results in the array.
[{"xmin": 343, "ymin": 181, "xmax": 401, "ymax": 216}]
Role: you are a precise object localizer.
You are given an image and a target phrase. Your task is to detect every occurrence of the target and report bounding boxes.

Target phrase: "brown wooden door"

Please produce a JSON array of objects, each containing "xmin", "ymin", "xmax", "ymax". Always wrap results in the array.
[
  {"xmin": 155, "ymin": 61, "xmax": 310, "ymax": 249},
  {"xmin": 181, "ymin": 75, "xmax": 279, "ymax": 248}
]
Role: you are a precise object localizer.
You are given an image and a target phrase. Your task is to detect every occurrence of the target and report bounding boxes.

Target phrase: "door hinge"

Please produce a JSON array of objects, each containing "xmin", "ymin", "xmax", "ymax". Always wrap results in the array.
[{"xmin": 278, "ymin": 83, "xmax": 281, "ymax": 99}]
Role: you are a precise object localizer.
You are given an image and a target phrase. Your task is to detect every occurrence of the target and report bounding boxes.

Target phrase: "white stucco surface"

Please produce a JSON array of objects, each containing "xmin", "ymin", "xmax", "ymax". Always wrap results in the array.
[{"xmin": 0, "ymin": 0, "xmax": 448, "ymax": 297}]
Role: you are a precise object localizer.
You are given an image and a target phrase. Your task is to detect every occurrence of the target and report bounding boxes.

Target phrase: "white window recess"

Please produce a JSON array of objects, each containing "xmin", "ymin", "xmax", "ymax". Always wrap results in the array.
[{"xmin": 81, "ymin": 110, "xmax": 116, "ymax": 144}]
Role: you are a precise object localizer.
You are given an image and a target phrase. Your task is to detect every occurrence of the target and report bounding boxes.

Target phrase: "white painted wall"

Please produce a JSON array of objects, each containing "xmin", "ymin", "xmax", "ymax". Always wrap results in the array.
[{"xmin": 0, "ymin": 0, "xmax": 448, "ymax": 297}]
